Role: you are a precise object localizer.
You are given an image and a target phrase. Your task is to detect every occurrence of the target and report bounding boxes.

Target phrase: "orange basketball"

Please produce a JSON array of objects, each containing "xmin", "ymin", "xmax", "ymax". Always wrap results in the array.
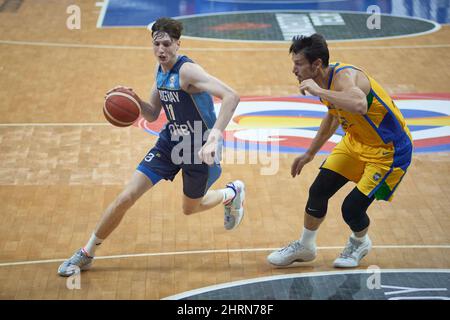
[{"xmin": 103, "ymin": 89, "xmax": 141, "ymax": 127}]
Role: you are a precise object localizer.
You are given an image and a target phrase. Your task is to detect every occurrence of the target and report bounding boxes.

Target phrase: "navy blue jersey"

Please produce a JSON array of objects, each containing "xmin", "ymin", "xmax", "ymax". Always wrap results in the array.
[
  {"xmin": 136, "ymin": 56, "xmax": 222, "ymax": 197},
  {"xmin": 156, "ymin": 55, "xmax": 216, "ymax": 145}
]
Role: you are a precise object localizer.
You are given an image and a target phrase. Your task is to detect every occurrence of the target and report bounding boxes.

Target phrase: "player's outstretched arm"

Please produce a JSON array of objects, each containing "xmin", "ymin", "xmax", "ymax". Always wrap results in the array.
[{"xmin": 291, "ymin": 113, "xmax": 339, "ymax": 177}]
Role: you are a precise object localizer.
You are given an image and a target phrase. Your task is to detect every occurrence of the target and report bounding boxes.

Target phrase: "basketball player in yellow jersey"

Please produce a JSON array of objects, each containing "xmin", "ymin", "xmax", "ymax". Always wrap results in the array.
[{"xmin": 268, "ymin": 34, "xmax": 413, "ymax": 268}]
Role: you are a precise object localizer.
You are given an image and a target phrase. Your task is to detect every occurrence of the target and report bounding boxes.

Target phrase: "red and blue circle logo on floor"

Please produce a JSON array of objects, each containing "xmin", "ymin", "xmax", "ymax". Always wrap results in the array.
[{"xmin": 136, "ymin": 93, "xmax": 450, "ymax": 154}]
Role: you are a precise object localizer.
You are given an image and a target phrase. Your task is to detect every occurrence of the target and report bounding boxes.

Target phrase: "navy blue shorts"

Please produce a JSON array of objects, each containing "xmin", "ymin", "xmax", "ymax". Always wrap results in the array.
[{"xmin": 136, "ymin": 133, "xmax": 222, "ymax": 199}]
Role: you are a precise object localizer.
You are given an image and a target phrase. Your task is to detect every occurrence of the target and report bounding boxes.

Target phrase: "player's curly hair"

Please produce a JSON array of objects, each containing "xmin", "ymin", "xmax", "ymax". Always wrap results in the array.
[
  {"xmin": 289, "ymin": 34, "xmax": 329, "ymax": 67},
  {"xmin": 151, "ymin": 17, "xmax": 183, "ymax": 40}
]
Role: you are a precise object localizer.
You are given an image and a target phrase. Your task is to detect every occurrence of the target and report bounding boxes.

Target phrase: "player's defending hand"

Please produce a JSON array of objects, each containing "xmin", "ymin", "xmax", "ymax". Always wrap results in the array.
[
  {"xmin": 291, "ymin": 153, "xmax": 314, "ymax": 178},
  {"xmin": 299, "ymin": 79, "xmax": 322, "ymax": 96},
  {"xmin": 198, "ymin": 129, "xmax": 222, "ymax": 165}
]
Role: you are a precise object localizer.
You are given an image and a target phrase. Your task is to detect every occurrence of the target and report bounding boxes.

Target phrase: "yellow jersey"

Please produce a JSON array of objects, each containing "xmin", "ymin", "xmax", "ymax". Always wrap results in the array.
[{"xmin": 320, "ymin": 62, "xmax": 413, "ymax": 170}]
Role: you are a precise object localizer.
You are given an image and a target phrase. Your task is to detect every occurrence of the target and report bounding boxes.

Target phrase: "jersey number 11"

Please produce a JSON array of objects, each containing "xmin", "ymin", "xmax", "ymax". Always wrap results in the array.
[{"xmin": 166, "ymin": 104, "xmax": 176, "ymax": 121}]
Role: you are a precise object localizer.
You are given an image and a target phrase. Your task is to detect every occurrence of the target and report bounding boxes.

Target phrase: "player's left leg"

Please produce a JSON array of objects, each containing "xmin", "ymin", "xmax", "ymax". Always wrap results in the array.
[
  {"xmin": 182, "ymin": 190, "xmax": 222, "ymax": 214},
  {"xmin": 333, "ymin": 187, "xmax": 375, "ymax": 268},
  {"xmin": 267, "ymin": 168, "xmax": 349, "ymax": 267},
  {"xmin": 181, "ymin": 163, "xmax": 245, "ymax": 230}
]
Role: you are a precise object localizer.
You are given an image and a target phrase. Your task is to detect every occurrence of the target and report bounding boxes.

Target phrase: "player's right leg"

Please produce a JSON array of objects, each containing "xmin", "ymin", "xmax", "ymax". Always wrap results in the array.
[
  {"xmin": 57, "ymin": 135, "xmax": 178, "ymax": 277},
  {"xmin": 94, "ymin": 170, "xmax": 155, "ymax": 240},
  {"xmin": 57, "ymin": 170, "xmax": 156, "ymax": 277},
  {"xmin": 267, "ymin": 168, "xmax": 348, "ymax": 266}
]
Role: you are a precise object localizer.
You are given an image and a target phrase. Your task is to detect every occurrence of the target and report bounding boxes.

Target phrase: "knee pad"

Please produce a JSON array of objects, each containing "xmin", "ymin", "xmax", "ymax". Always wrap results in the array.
[
  {"xmin": 305, "ymin": 181, "xmax": 328, "ymax": 218},
  {"xmin": 341, "ymin": 188, "xmax": 373, "ymax": 232},
  {"xmin": 305, "ymin": 168, "xmax": 349, "ymax": 219}
]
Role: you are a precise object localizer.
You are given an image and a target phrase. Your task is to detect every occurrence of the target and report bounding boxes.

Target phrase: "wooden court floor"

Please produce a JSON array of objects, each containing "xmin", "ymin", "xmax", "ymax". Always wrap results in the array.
[{"xmin": 0, "ymin": 1, "xmax": 449, "ymax": 299}]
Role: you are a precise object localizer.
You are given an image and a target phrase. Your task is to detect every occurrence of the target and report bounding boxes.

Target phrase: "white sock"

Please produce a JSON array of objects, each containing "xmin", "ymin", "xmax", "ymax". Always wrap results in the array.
[
  {"xmin": 299, "ymin": 227, "xmax": 317, "ymax": 249},
  {"xmin": 83, "ymin": 233, "xmax": 104, "ymax": 257},
  {"xmin": 221, "ymin": 187, "xmax": 236, "ymax": 205},
  {"xmin": 351, "ymin": 233, "xmax": 368, "ymax": 243}
]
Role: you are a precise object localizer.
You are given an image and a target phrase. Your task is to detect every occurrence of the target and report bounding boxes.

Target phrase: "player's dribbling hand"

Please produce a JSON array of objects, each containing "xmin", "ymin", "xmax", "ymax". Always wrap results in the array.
[
  {"xmin": 105, "ymin": 85, "xmax": 142, "ymax": 107},
  {"xmin": 105, "ymin": 85, "xmax": 135, "ymax": 98},
  {"xmin": 291, "ymin": 153, "xmax": 314, "ymax": 178},
  {"xmin": 198, "ymin": 129, "xmax": 223, "ymax": 165}
]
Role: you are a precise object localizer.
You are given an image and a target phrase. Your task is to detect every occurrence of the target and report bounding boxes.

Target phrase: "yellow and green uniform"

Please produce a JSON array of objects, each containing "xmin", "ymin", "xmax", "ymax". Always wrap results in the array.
[{"xmin": 320, "ymin": 62, "xmax": 413, "ymax": 201}]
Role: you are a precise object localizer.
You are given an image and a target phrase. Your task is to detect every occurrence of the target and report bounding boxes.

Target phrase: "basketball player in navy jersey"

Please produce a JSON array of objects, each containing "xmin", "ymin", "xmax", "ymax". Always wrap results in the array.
[{"xmin": 58, "ymin": 17, "xmax": 245, "ymax": 276}]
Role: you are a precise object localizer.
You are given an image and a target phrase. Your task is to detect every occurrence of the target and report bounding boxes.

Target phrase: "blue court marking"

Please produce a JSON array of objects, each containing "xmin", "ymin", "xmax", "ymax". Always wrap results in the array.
[{"xmin": 99, "ymin": 0, "xmax": 450, "ymax": 27}]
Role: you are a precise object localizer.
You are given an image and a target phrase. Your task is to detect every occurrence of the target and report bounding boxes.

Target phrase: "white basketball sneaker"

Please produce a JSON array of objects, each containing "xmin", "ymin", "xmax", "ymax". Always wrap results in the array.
[
  {"xmin": 267, "ymin": 240, "xmax": 317, "ymax": 266},
  {"xmin": 58, "ymin": 248, "xmax": 93, "ymax": 277},
  {"xmin": 333, "ymin": 236, "xmax": 372, "ymax": 268},
  {"xmin": 224, "ymin": 180, "xmax": 245, "ymax": 230}
]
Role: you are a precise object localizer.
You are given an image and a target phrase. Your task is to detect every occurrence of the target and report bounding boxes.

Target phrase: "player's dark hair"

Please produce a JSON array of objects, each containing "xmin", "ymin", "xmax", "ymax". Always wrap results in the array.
[
  {"xmin": 289, "ymin": 34, "xmax": 329, "ymax": 67},
  {"xmin": 151, "ymin": 17, "xmax": 183, "ymax": 40}
]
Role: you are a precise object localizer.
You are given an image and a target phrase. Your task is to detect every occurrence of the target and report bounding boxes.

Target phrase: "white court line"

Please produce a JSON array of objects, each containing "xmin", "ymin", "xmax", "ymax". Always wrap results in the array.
[
  {"xmin": 0, "ymin": 122, "xmax": 109, "ymax": 127},
  {"xmin": 0, "ymin": 40, "xmax": 152, "ymax": 50},
  {"xmin": 0, "ymin": 245, "xmax": 449, "ymax": 267},
  {"xmin": 1, "ymin": 40, "xmax": 450, "ymax": 51}
]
